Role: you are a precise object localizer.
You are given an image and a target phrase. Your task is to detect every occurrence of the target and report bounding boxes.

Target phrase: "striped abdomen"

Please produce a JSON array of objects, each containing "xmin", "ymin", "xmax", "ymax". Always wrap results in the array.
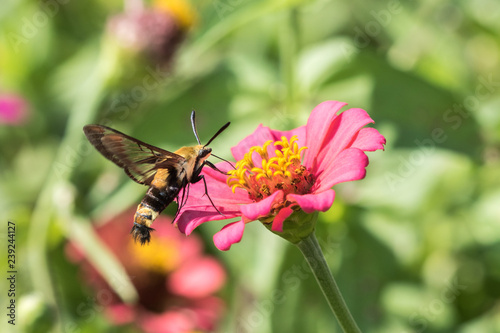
[{"xmin": 131, "ymin": 183, "xmax": 181, "ymax": 245}]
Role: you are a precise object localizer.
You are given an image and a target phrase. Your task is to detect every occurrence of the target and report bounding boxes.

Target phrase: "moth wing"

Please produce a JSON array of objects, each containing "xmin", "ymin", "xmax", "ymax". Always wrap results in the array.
[{"xmin": 83, "ymin": 124, "xmax": 185, "ymax": 185}]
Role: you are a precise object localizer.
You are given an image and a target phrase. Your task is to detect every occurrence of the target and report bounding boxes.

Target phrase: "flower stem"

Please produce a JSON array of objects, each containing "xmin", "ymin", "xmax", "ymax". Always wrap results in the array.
[
  {"xmin": 26, "ymin": 41, "xmax": 115, "ymax": 331},
  {"xmin": 295, "ymin": 232, "xmax": 362, "ymax": 333}
]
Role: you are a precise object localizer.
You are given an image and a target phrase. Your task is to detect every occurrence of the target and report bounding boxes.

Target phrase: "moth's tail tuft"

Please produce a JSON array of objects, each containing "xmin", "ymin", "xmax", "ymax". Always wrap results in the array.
[{"xmin": 130, "ymin": 222, "xmax": 155, "ymax": 245}]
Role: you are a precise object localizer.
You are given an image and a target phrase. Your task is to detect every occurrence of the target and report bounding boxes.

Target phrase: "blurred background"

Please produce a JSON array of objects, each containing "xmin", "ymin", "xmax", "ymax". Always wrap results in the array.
[{"xmin": 1, "ymin": 0, "xmax": 500, "ymax": 332}]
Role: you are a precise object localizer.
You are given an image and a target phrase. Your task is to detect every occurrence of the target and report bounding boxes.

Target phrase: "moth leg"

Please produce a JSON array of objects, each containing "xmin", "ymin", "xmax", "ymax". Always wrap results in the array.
[
  {"xmin": 182, "ymin": 183, "xmax": 191, "ymax": 209},
  {"xmin": 173, "ymin": 196, "xmax": 182, "ymax": 223},
  {"xmin": 173, "ymin": 181, "xmax": 189, "ymax": 222},
  {"xmin": 200, "ymin": 174, "xmax": 225, "ymax": 217},
  {"xmin": 205, "ymin": 160, "xmax": 229, "ymax": 175},
  {"xmin": 174, "ymin": 184, "xmax": 191, "ymax": 222},
  {"xmin": 210, "ymin": 153, "xmax": 236, "ymax": 170}
]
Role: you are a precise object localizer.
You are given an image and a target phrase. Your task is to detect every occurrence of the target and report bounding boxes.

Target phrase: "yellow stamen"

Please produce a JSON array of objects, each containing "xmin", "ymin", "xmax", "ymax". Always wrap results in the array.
[{"xmin": 227, "ymin": 136, "xmax": 314, "ymax": 201}]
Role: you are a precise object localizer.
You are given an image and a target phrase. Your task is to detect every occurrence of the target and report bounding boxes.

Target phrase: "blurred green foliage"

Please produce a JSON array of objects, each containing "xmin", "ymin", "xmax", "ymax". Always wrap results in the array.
[{"xmin": 1, "ymin": 0, "xmax": 500, "ymax": 332}]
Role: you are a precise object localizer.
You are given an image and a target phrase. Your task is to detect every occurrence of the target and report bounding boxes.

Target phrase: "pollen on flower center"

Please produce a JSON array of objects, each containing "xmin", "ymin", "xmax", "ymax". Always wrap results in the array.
[
  {"xmin": 129, "ymin": 238, "xmax": 180, "ymax": 274},
  {"xmin": 227, "ymin": 136, "xmax": 314, "ymax": 202}
]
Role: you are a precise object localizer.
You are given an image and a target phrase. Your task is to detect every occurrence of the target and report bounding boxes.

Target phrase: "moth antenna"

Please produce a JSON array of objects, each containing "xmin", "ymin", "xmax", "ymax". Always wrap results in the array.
[
  {"xmin": 191, "ymin": 110, "xmax": 202, "ymax": 145},
  {"xmin": 210, "ymin": 154, "xmax": 236, "ymax": 170},
  {"xmin": 204, "ymin": 121, "xmax": 230, "ymax": 147}
]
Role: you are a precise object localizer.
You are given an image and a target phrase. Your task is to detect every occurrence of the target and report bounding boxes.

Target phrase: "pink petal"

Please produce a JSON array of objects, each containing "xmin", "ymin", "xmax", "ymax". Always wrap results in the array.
[
  {"xmin": 105, "ymin": 304, "xmax": 135, "ymax": 324},
  {"xmin": 177, "ymin": 206, "xmax": 242, "ymax": 235},
  {"xmin": 325, "ymin": 108, "xmax": 375, "ymax": 154},
  {"xmin": 176, "ymin": 162, "xmax": 251, "ymax": 235},
  {"xmin": 270, "ymin": 125, "xmax": 307, "ymax": 147},
  {"xmin": 310, "ymin": 108, "xmax": 375, "ymax": 176},
  {"xmin": 182, "ymin": 163, "xmax": 251, "ymax": 209},
  {"xmin": 348, "ymin": 127, "xmax": 386, "ymax": 151},
  {"xmin": 314, "ymin": 148, "xmax": 369, "ymax": 193},
  {"xmin": 287, "ymin": 189, "xmax": 336, "ymax": 214},
  {"xmin": 168, "ymin": 257, "xmax": 226, "ymax": 298},
  {"xmin": 239, "ymin": 190, "xmax": 284, "ymax": 221},
  {"xmin": 231, "ymin": 125, "xmax": 307, "ymax": 161},
  {"xmin": 231, "ymin": 124, "xmax": 276, "ymax": 161},
  {"xmin": 271, "ymin": 206, "xmax": 293, "ymax": 232},
  {"xmin": 140, "ymin": 310, "xmax": 194, "ymax": 333},
  {"xmin": 175, "ymin": 234, "xmax": 204, "ymax": 262},
  {"xmin": 213, "ymin": 220, "xmax": 245, "ymax": 251},
  {"xmin": 188, "ymin": 297, "xmax": 225, "ymax": 330},
  {"xmin": 303, "ymin": 101, "xmax": 347, "ymax": 169}
]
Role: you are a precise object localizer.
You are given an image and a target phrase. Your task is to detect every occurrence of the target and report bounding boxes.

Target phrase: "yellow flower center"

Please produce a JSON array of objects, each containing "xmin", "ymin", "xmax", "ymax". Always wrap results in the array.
[
  {"xmin": 227, "ymin": 136, "xmax": 314, "ymax": 202},
  {"xmin": 128, "ymin": 237, "xmax": 180, "ymax": 274},
  {"xmin": 154, "ymin": 0, "xmax": 197, "ymax": 30}
]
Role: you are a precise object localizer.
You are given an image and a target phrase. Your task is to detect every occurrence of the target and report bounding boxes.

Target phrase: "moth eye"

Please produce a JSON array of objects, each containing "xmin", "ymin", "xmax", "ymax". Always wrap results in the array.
[{"xmin": 199, "ymin": 147, "xmax": 212, "ymax": 158}]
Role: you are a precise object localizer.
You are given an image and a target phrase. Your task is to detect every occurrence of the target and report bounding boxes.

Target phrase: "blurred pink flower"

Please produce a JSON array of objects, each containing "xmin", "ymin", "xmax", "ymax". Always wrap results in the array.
[
  {"xmin": 66, "ymin": 208, "xmax": 226, "ymax": 333},
  {"xmin": 106, "ymin": 0, "xmax": 195, "ymax": 68},
  {"xmin": 0, "ymin": 93, "xmax": 29, "ymax": 125},
  {"xmin": 175, "ymin": 101, "xmax": 386, "ymax": 250}
]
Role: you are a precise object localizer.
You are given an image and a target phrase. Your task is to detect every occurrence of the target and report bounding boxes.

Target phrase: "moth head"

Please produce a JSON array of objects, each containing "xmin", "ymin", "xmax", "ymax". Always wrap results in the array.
[
  {"xmin": 195, "ymin": 145, "xmax": 212, "ymax": 165},
  {"xmin": 198, "ymin": 146, "xmax": 212, "ymax": 158}
]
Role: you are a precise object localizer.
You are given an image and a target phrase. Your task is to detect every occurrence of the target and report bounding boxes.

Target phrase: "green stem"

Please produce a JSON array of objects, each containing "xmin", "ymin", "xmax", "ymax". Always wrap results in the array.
[
  {"xmin": 26, "ymin": 42, "xmax": 115, "ymax": 331},
  {"xmin": 295, "ymin": 232, "xmax": 362, "ymax": 333}
]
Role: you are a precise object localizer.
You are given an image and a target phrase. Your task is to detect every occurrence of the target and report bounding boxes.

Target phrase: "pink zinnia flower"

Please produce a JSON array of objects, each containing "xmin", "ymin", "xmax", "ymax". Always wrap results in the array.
[
  {"xmin": 66, "ymin": 208, "xmax": 226, "ymax": 333},
  {"xmin": 176, "ymin": 101, "xmax": 386, "ymax": 251}
]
